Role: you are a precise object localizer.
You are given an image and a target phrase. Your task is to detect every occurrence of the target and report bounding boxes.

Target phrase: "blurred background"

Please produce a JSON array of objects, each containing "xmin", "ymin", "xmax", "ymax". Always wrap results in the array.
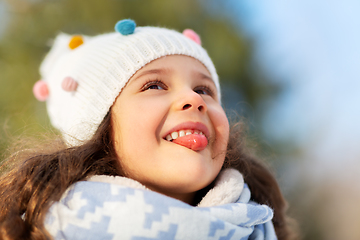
[{"xmin": 1, "ymin": 0, "xmax": 360, "ymax": 239}]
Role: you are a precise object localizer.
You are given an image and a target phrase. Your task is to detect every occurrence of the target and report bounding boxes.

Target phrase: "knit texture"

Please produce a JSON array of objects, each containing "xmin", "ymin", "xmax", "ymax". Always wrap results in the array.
[{"xmin": 40, "ymin": 26, "xmax": 219, "ymax": 145}]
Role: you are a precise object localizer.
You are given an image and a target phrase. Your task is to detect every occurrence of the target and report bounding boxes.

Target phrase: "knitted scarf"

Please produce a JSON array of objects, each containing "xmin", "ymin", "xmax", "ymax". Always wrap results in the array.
[{"xmin": 45, "ymin": 169, "xmax": 277, "ymax": 239}]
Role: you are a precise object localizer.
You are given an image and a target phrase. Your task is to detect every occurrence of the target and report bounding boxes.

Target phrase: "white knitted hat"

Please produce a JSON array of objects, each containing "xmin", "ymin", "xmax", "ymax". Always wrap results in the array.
[{"xmin": 34, "ymin": 20, "xmax": 220, "ymax": 145}]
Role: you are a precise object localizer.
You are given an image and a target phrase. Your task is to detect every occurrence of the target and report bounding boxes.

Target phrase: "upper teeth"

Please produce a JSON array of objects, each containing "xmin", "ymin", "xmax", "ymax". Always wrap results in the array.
[{"xmin": 165, "ymin": 130, "xmax": 204, "ymax": 141}]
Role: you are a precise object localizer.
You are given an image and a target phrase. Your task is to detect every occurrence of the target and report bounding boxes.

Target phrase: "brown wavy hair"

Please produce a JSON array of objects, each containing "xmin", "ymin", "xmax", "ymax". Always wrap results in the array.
[{"xmin": 0, "ymin": 111, "xmax": 297, "ymax": 240}]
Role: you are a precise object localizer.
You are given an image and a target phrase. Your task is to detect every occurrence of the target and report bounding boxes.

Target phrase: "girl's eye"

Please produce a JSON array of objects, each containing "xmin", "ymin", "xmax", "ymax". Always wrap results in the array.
[
  {"xmin": 141, "ymin": 80, "xmax": 167, "ymax": 91},
  {"xmin": 147, "ymin": 85, "xmax": 163, "ymax": 90},
  {"xmin": 194, "ymin": 86, "xmax": 215, "ymax": 97}
]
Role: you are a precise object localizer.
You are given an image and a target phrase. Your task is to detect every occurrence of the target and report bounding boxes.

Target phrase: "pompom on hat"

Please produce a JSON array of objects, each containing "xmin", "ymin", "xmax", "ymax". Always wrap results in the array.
[{"xmin": 36, "ymin": 19, "xmax": 220, "ymax": 145}]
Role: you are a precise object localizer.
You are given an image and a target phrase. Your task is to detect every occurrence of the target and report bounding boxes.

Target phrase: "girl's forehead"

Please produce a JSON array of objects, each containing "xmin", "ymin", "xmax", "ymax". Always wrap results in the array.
[
  {"xmin": 129, "ymin": 55, "xmax": 213, "ymax": 83},
  {"xmin": 115, "ymin": 55, "xmax": 221, "ymax": 104}
]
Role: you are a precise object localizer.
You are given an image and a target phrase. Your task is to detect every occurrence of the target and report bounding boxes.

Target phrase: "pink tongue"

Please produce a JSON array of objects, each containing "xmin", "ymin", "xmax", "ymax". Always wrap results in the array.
[{"xmin": 172, "ymin": 134, "xmax": 208, "ymax": 151}]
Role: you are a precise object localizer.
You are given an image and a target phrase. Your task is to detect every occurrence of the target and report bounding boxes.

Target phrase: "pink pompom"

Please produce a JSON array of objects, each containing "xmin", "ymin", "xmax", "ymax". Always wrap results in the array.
[
  {"xmin": 182, "ymin": 29, "xmax": 202, "ymax": 45},
  {"xmin": 61, "ymin": 76, "xmax": 78, "ymax": 92},
  {"xmin": 33, "ymin": 80, "xmax": 49, "ymax": 101}
]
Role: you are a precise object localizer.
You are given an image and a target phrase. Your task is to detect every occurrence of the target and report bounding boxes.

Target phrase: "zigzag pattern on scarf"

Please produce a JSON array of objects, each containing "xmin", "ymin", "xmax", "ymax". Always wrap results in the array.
[{"xmin": 45, "ymin": 180, "xmax": 277, "ymax": 240}]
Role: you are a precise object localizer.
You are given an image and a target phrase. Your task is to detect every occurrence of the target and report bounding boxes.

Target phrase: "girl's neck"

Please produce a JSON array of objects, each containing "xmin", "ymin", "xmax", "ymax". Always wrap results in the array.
[{"xmin": 148, "ymin": 187, "xmax": 196, "ymax": 205}]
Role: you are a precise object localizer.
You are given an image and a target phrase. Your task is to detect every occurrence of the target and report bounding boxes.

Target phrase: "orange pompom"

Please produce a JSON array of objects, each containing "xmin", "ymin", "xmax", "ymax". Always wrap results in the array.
[{"xmin": 69, "ymin": 35, "xmax": 84, "ymax": 49}]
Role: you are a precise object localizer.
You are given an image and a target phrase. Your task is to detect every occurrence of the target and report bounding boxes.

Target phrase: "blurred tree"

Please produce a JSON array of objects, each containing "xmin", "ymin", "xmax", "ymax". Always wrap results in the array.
[{"xmin": 0, "ymin": 0, "xmax": 276, "ymax": 160}]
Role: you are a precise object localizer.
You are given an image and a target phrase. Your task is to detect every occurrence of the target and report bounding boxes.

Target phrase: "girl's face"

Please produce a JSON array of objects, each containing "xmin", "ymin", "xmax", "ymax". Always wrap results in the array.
[{"xmin": 111, "ymin": 55, "xmax": 229, "ymax": 203}]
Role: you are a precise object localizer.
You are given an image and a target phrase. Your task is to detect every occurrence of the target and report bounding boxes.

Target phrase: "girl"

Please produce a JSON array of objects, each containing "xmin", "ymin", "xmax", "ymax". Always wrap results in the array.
[{"xmin": 0, "ymin": 19, "xmax": 295, "ymax": 239}]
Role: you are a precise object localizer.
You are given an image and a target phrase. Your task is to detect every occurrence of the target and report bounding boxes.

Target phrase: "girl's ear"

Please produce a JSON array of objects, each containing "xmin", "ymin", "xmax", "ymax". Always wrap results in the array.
[{"xmin": 182, "ymin": 29, "xmax": 202, "ymax": 45}]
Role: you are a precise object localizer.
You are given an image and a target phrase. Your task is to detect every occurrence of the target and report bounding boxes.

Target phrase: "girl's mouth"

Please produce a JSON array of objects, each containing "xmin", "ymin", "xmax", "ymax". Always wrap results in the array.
[
  {"xmin": 164, "ymin": 129, "xmax": 208, "ymax": 151},
  {"xmin": 165, "ymin": 129, "xmax": 205, "ymax": 141}
]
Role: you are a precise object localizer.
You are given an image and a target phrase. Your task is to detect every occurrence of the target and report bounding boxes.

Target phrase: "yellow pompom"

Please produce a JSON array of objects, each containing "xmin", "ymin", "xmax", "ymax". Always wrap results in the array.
[{"xmin": 69, "ymin": 35, "xmax": 84, "ymax": 49}]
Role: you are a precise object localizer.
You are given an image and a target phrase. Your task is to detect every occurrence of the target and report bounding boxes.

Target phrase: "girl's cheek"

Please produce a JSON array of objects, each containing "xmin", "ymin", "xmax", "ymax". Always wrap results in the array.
[{"xmin": 208, "ymin": 104, "xmax": 230, "ymax": 152}]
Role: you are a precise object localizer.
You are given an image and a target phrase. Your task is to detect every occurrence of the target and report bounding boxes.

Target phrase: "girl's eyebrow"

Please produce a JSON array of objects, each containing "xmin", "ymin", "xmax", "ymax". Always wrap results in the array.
[
  {"xmin": 129, "ymin": 67, "xmax": 214, "ymax": 85},
  {"xmin": 132, "ymin": 68, "xmax": 171, "ymax": 82},
  {"xmin": 195, "ymin": 72, "xmax": 213, "ymax": 82}
]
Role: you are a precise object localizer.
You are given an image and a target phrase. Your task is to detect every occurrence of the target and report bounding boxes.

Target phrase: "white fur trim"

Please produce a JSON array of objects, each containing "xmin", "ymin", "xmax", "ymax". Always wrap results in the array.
[
  {"xmin": 87, "ymin": 168, "xmax": 244, "ymax": 208},
  {"xmin": 198, "ymin": 168, "xmax": 244, "ymax": 207},
  {"xmin": 87, "ymin": 175, "xmax": 147, "ymax": 190}
]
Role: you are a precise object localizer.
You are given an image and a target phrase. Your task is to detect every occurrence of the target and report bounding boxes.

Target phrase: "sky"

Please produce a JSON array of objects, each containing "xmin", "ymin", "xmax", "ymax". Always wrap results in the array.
[{"xmin": 206, "ymin": 0, "xmax": 360, "ymax": 179}]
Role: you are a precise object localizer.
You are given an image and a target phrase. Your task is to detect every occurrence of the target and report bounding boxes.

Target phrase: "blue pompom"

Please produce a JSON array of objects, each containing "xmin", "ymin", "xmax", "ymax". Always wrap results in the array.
[{"xmin": 115, "ymin": 19, "xmax": 136, "ymax": 35}]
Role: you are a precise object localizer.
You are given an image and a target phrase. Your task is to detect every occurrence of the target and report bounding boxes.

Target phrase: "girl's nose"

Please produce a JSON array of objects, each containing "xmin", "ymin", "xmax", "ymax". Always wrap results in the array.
[{"xmin": 176, "ymin": 90, "xmax": 207, "ymax": 113}]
